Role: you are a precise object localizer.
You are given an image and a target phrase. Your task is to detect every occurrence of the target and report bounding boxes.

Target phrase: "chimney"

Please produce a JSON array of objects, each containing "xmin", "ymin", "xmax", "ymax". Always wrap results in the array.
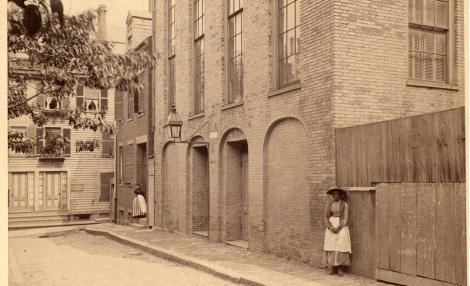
[{"xmin": 97, "ymin": 5, "xmax": 107, "ymax": 40}]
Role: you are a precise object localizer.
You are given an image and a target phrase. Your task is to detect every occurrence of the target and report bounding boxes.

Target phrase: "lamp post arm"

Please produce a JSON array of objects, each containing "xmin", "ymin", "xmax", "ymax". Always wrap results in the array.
[{"xmin": 181, "ymin": 120, "xmax": 209, "ymax": 143}]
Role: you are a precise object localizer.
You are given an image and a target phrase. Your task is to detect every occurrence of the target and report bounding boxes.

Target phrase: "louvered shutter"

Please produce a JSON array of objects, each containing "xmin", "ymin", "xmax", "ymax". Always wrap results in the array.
[
  {"xmin": 76, "ymin": 85, "xmax": 84, "ymax": 109},
  {"xmin": 138, "ymin": 73, "xmax": 145, "ymax": 113},
  {"xmin": 101, "ymin": 132, "xmax": 114, "ymax": 157},
  {"xmin": 100, "ymin": 89, "xmax": 108, "ymax": 111},
  {"xmin": 115, "ymin": 90, "xmax": 124, "ymax": 122},
  {"xmin": 27, "ymin": 126, "xmax": 36, "ymax": 154},
  {"xmin": 128, "ymin": 91, "xmax": 134, "ymax": 118},
  {"xmin": 36, "ymin": 128, "xmax": 44, "ymax": 154},
  {"xmin": 63, "ymin": 128, "xmax": 71, "ymax": 155},
  {"xmin": 99, "ymin": 172, "xmax": 113, "ymax": 201}
]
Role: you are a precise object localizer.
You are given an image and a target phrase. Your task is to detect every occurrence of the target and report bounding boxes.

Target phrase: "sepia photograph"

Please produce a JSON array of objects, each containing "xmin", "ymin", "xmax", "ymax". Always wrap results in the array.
[{"xmin": 4, "ymin": 0, "xmax": 468, "ymax": 285}]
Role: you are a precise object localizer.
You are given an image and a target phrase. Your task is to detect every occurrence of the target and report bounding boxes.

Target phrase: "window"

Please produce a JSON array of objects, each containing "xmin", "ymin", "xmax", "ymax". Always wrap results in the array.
[
  {"xmin": 128, "ymin": 90, "xmax": 134, "ymax": 118},
  {"xmin": 193, "ymin": 0, "xmax": 205, "ymax": 114},
  {"xmin": 36, "ymin": 127, "xmax": 71, "ymax": 156},
  {"xmin": 409, "ymin": 0, "xmax": 451, "ymax": 83},
  {"xmin": 227, "ymin": 0, "xmax": 243, "ymax": 104},
  {"xmin": 8, "ymin": 126, "xmax": 27, "ymax": 156},
  {"xmin": 276, "ymin": 0, "xmax": 300, "ymax": 88},
  {"xmin": 168, "ymin": 0, "xmax": 176, "ymax": 111},
  {"xmin": 76, "ymin": 86, "xmax": 108, "ymax": 112}
]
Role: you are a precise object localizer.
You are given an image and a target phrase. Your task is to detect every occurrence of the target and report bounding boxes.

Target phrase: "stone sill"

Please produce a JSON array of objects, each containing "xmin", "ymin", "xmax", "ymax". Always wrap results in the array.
[
  {"xmin": 406, "ymin": 80, "xmax": 459, "ymax": 91},
  {"xmin": 188, "ymin": 112, "xmax": 205, "ymax": 120},
  {"xmin": 269, "ymin": 82, "xmax": 301, "ymax": 98},
  {"xmin": 221, "ymin": 102, "xmax": 243, "ymax": 111}
]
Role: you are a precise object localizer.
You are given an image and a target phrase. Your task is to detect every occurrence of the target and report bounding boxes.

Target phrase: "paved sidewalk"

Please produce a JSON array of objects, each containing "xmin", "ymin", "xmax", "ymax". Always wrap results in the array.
[{"xmin": 83, "ymin": 223, "xmax": 389, "ymax": 286}]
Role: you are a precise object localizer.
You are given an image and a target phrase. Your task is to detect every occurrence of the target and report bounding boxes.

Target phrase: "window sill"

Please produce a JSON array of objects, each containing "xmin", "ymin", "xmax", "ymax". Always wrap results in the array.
[
  {"xmin": 189, "ymin": 112, "xmax": 205, "ymax": 120},
  {"xmin": 406, "ymin": 80, "xmax": 459, "ymax": 91},
  {"xmin": 221, "ymin": 101, "xmax": 243, "ymax": 111},
  {"xmin": 269, "ymin": 82, "xmax": 301, "ymax": 98},
  {"xmin": 38, "ymin": 156, "xmax": 66, "ymax": 161}
]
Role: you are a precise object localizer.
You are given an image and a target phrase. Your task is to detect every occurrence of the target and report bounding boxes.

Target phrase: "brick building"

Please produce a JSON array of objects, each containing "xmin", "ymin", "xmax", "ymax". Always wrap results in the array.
[
  {"xmin": 114, "ymin": 11, "xmax": 154, "ymax": 224},
  {"xmin": 149, "ymin": 0, "xmax": 465, "ymax": 269},
  {"xmin": 8, "ymin": 6, "xmax": 118, "ymax": 228}
]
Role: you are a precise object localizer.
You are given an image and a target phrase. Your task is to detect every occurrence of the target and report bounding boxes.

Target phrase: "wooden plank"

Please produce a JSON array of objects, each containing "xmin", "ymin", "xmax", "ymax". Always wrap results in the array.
[
  {"xmin": 417, "ymin": 183, "xmax": 436, "ymax": 279},
  {"xmin": 435, "ymin": 183, "xmax": 456, "ymax": 284},
  {"xmin": 454, "ymin": 183, "xmax": 466, "ymax": 286},
  {"xmin": 377, "ymin": 122, "xmax": 389, "ymax": 183},
  {"xmin": 376, "ymin": 269, "xmax": 458, "ymax": 286},
  {"xmin": 410, "ymin": 115, "xmax": 430, "ymax": 182},
  {"xmin": 439, "ymin": 114, "xmax": 452, "ymax": 181},
  {"xmin": 429, "ymin": 112, "xmax": 443, "ymax": 182},
  {"xmin": 376, "ymin": 183, "xmax": 390, "ymax": 270},
  {"xmin": 400, "ymin": 183, "xmax": 417, "ymax": 275},
  {"xmin": 389, "ymin": 183, "xmax": 402, "ymax": 272}
]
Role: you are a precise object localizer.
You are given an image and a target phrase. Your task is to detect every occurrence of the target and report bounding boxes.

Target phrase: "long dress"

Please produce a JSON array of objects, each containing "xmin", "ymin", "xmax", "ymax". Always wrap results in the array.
[
  {"xmin": 323, "ymin": 200, "xmax": 351, "ymax": 266},
  {"xmin": 132, "ymin": 194, "xmax": 147, "ymax": 218}
]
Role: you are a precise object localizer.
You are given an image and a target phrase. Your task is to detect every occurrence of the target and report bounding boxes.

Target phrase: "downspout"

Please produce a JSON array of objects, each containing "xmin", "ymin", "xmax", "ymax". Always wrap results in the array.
[{"xmin": 150, "ymin": 0, "xmax": 157, "ymax": 228}]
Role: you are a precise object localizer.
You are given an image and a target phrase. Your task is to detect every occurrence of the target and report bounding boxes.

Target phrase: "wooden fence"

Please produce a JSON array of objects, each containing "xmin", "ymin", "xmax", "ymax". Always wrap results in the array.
[
  {"xmin": 376, "ymin": 183, "xmax": 466, "ymax": 286},
  {"xmin": 336, "ymin": 107, "xmax": 465, "ymax": 187}
]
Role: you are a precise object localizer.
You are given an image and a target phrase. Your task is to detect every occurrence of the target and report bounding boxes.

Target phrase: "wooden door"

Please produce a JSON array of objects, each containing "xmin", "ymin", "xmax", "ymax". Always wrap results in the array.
[
  {"xmin": 241, "ymin": 152, "xmax": 249, "ymax": 241},
  {"xmin": 9, "ymin": 172, "xmax": 31, "ymax": 212},
  {"xmin": 42, "ymin": 172, "xmax": 67, "ymax": 210},
  {"xmin": 376, "ymin": 183, "xmax": 466, "ymax": 286}
]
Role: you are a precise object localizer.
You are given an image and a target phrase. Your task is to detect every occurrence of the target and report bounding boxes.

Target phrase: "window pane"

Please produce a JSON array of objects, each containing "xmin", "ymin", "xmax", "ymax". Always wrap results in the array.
[
  {"xmin": 287, "ymin": 3, "xmax": 296, "ymax": 30},
  {"xmin": 436, "ymin": 1, "xmax": 448, "ymax": 28},
  {"xmin": 423, "ymin": 54, "xmax": 433, "ymax": 80},
  {"xmin": 236, "ymin": 14, "xmax": 242, "ymax": 34},
  {"xmin": 236, "ymin": 35, "xmax": 242, "ymax": 56},
  {"xmin": 424, "ymin": 0, "xmax": 435, "ymax": 26},
  {"xmin": 279, "ymin": 58, "xmax": 288, "ymax": 86},
  {"xmin": 286, "ymin": 55, "xmax": 298, "ymax": 82},
  {"xmin": 279, "ymin": 33, "xmax": 287, "ymax": 59},
  {"xmin": 435, "ymin": 32, "xmax": 446, "ymax": 54},
  {"xmin": 409, "ymin": 29, "xmax": 421, "ymax": 51},
  {"xmin": 435, "ymin": 55, "xmax": 446, "ymax": 82},
  {"xmin": 287, "ymin": 29, "xmax": 296, "ymax": 56},
  {"xmin": 422, "ymin": 30, "xmax": 434, "ymax": 53},
  {"xmin": 296, "ymin": 26, "xmax": 300, "ymax": 54},
  {"xmin": 412, "ymin": 0, "xmax": 423, "ymax": 23},
  {"xmin": 279, "ymin": 0, "xmax": 287, "ymax": 8}
]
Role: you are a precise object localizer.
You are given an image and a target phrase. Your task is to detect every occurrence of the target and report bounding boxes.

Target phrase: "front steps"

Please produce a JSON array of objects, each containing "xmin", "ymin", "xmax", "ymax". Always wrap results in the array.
[{"xmin": 9, "ymin": 211, "xmax": 110, "ymax": 229}]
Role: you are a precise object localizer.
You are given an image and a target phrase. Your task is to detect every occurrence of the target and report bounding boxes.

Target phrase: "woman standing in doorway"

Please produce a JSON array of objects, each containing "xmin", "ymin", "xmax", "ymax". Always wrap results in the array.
[
  {"xmin": 132, "ymin": 184, "xmax": 147, "ymax": 221},
  {"xmin": 323, "ymin": 187, "xmax": 351, "ymax": 276}
]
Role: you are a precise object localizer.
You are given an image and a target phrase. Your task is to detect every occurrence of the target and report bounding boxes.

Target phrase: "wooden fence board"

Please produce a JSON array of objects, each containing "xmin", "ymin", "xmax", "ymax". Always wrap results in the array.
[
  {"xmin": 389, "ymin": 183, "xmax": 402, "ymax": 272},
  {"xmin": 377, "ymin": 184, "xmax": 390, "ymax": 270},
  {"xmin": 417, "ymin": 183, "xmax": 436, "ymax": 279},
  {"xmin": 435, "ymin": 183, "xmax": 456, "ymax": 284},
  {"xmin": 400, "ymin": 183, "xmax": 417, "ymax": 276},
  {"xmin": 335, "ymin": 107, "xmax": 465, "ymax": 186},
  {"xmin": 454, "ymin": 183, "xmax": 466, "ymax": 286}
]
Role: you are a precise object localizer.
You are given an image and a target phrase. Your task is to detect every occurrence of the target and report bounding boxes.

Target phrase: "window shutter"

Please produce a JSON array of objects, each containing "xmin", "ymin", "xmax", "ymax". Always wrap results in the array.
[
  {"xmin": 134, "ymin": 89, "xmax": 139, "ymax": 114},
  {"xmin": 115, "ymin": 90, "xmax": 124, "ymax": 122},
  {"xmin": 27, "ymin": 126, "xmax": 36, "ymax": 153},
  {"xmin": 128, "ymin": 91, "xmax": 134, "ymax": 118},
  {"xmin": 63, "ymin": 128, "xmax": 71, "ymax": 155},
  {"xmin": 76, "ymin": 85, "xmax": 84, "ymax": 109},
  {"xmin": 37, "ymin": 94, "xmax": 45, "ymax": 108},
  {"xmin": 138, "ymin": 89, "xmax": 144, "ymax": 113},
  {"xmin": 101, "ymin": 132, "xmax": 114, "ymax": 157},
  {"xmin": 36, "ymin": 128, "xmax": 44, "ymax": 154},
  {"xmin": 99, "ymin": 172, "xmax": 113, "ymax": 201},
  {"xmin": 100, "ymin": 89, "xmax": 108, "ymax": 111}
]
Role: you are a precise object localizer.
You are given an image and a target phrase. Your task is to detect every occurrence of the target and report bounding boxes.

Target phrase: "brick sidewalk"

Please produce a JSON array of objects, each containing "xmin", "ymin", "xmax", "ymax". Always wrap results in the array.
[{"xmin": 83, "ymin": 223, "xmax": 389, "ymax": 286}]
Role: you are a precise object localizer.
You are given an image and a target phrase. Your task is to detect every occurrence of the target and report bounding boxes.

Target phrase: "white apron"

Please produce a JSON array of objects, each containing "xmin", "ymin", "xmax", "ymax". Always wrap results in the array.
[{"xmin": 323, "ymin": 216, "xmax": 351, "ymax": 253}]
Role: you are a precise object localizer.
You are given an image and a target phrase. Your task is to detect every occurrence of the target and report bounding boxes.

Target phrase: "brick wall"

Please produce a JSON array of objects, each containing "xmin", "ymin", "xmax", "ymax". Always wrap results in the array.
[{"xmin": 151, "ymin": 0, "xmax": 464, "ymax": 267}]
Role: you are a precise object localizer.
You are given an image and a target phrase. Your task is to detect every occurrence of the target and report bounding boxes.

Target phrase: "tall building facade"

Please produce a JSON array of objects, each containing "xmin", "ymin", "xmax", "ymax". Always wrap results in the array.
[{"xmin": 150, "ymin": 0, "xmax": 465, "ymax": 269}]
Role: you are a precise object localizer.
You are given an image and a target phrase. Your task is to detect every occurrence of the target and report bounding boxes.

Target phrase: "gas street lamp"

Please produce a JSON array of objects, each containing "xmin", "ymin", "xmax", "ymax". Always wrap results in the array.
[{"xmin": 165, "ymin": 104, "xmax": 183, "ymax": 142}]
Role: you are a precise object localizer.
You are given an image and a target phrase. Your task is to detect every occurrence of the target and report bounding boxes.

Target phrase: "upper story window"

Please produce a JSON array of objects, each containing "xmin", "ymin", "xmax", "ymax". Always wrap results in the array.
[
  {"xmin": 168, "ymin": 0, "xmax": 176, "ymax": 112},
  {"xmin": 76, "ymin": 86, "xmax": 108, "ymax": 112},
  {"xmin": 193, "ymin": 0, "xmax": 205, "ymax": 114},
  {"xmin": 36, "ymin": 127, "xmax": 71, "ymax": 157},
  {"xmin": 227, "ymin": 0, "xmax": 243, "ymax": 105},
  {"xmin": 409, "ymin": 0, "xmax": 452, "ymax": 84},
  {"xmin": 277, "ymin": 0, "xmax": 300, "ymax": 88}
]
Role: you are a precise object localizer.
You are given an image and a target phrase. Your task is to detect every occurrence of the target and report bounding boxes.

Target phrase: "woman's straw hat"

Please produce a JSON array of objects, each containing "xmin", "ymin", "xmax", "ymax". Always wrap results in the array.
[{"xmin": 326, "ymin": 186, "xmax": 347, "ymax": 198}]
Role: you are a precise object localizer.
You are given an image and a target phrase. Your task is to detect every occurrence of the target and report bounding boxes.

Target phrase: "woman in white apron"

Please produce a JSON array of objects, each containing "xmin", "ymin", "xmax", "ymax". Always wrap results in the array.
[
  {"xmin": 132, "ymin": 184, "xmax": 147, "ymax": 220},
  {"xmin": 323, "ymin": 187, "xmax": 351, "ymax": 276}
]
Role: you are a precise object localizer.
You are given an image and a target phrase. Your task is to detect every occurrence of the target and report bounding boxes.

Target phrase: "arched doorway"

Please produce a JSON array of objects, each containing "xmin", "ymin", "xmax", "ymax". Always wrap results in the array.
[
  {"xmin": 188, "ymin": 137, "xmax": 210, "ymax": 237},
  {"xmin": 220, "ymin": 128, "xmax": 249, "ymax": 247}
]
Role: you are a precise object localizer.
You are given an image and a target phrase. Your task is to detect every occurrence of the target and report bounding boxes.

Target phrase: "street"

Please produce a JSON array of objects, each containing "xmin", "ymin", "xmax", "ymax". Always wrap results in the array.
[{"xmin": 9, "ymin": 229, "xmax": 237, "ymax": 286}]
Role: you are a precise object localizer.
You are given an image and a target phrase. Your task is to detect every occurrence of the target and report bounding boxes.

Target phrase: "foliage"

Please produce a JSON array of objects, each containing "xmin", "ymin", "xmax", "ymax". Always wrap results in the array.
[
  {"xmin": 8, "ymin": 131, "xmax": 34, "ymax": 154},
  {"xmin": 43, "ymin": 130, "xmax": 66, "ymax": 157},
  {"xmin": 75, "ymin": 140, "xmax": 100, "ymax": 152},
  {"xmin": 8, "ymin": 2, "xmax": 155, "ymax": 153}
]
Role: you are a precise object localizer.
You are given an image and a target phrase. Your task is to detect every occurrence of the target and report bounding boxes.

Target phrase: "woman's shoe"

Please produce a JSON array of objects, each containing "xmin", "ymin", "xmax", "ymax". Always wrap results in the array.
[
  {"xmin": 327, "ymin": 266, "xmax": 335, "ymax": 275},
  {"xmin": 337, "ymin": 267, "xmax": 344, "ymax": 276}
]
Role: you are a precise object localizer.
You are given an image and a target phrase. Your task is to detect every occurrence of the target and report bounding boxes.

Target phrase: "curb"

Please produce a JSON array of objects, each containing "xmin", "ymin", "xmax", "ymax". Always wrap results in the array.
[{"xmin": 83, "ymin": 228, "xmax": 266, "ymax": 286}]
